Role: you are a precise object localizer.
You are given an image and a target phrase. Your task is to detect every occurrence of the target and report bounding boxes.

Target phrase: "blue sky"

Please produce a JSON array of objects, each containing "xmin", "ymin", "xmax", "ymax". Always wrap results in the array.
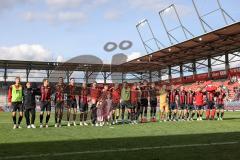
[{"xmin": 0, "ymin": 0, "xmax": 239, "ymax": 64}]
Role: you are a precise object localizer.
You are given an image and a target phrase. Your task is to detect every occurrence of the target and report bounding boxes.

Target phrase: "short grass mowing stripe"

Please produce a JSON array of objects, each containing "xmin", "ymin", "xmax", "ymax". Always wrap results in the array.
[{"xmin": 0, "ymin": 141, "xmax": 238, "ymax": 160}]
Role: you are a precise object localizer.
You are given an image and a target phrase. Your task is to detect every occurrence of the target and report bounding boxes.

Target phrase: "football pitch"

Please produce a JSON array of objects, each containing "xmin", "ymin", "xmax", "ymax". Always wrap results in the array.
[{"xmin": 0, "ymin": 112, "xmax": 240, "ymax": 160}]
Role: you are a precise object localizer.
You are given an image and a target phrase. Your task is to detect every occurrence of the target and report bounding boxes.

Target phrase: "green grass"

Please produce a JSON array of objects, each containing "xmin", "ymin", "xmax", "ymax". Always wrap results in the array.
[{"xmin": 0, "ymin": 112, "xmax": 240, "ymax": 160}]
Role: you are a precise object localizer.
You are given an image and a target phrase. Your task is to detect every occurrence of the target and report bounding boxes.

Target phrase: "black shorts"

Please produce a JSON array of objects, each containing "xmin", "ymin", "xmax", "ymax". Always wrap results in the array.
[
  {"xmin": 179, "ymin": 104, "xmax": 187, "ymax": 110},
  {"xmin": 141, "ymin": 98, "xmax": 148, "ymax": 107},
  {"xmin": 131, "ymin": 102, "xmax": 138, "ymax": 110},
  {"xmin": 25, "ymin": 107, "xmax": 35, "ymax": 112},
  {"xmin": 187, "ymin": 104, "xmax": 195, "ymax": 110},
  {"xmin": 121, "ymin": 101, "xmax": 132, "ymax": 109},
  {"xmin": 207, "ymin": 101, "xmax": 215, "ymax": 109},
  {"xmin": 112, "ymin": 102, "xmax": 120, "ymax": 110},
  {"xmin": 12, "ymin": 102, "xmax": 23, "ymax": 112},
  {"xmin": 79, "ymin": 103, "xmax": 88, "ymax": 112},
  {"xmin": 170, "ymin": 102, "xmax": 177, "ymax": 110},
  {"xmin": 67, "ymin": 99, "xmax": 77, "ymax": 108},
  {"xmin": 196, "ymin": 105, "xmax": 204, "ymax": 110},
  {"xmin": 216, "ymin": 104, "xmax": 224, "ymax": 109},
  {"xmin": 150, "ymin": 99, "xmax": 157, "ymax": 108},
  {"xmin": 40, "ymin": 101, "xmax": 51, "ymax": 112},
  {"xmin": 55, "ymin": 101, "xmax": 64, "ymax": 109},
  {"xmin": 90, "ymin": 103, "xmax": 97, "ymax": 110}
]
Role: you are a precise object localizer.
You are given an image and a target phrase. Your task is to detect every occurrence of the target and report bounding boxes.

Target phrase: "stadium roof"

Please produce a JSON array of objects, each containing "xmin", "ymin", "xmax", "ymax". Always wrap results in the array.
[
  {"xmin": 0, "ymin": 22, "xmax": 239, "ymax": 73},
  {"xmin": 0, "ymin": 60, "xmax": 121, "ymax": 73},
  {"xmin": 121, "ymin": 22, "xmax": 240, "ymax": 72}
]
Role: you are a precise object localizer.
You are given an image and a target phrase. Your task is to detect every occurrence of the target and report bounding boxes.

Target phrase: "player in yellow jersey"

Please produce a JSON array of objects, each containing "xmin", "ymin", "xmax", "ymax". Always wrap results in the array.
[{"xmin": 159, "ymin": 85, "xmax": 169, "ymax": 122}]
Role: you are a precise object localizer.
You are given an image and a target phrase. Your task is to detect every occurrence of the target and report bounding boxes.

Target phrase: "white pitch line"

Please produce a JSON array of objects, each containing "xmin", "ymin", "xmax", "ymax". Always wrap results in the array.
[{"xmin": 0, "ymin": 141, "xmax": 238, "ymax": 160}]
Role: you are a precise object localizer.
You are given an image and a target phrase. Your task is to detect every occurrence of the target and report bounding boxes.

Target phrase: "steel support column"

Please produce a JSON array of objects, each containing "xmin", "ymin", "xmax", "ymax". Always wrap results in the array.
[
  {"xmin": 140, "ymin": 73, "xmax": 143, "ymax": 81},
  {"xmin": 121, "ymin": 73, "xmax": 124, "ymax": 83},
  {"xmin": 180, "ymin": 64, "xmax": 183, "ymax": 78},
  {"xmin": 66, "ymin": 70, "xmax": 70, "ymax": 84},
  {"xmin": 149, "ymin": 71, "xmax": 152, "ymax": 83},
  {"xmin": 103, "ymin": 72, "xmax": 107, "ymax": 84},
  {"xmin": 208, "ymin": 57, "xmax": 212, "ymax": 79},
  {"xmin": 192, "ymin": 61, "xmax": 197, "ymax": 78},
  {"xmin": 168, "ymin": 66, "xmax": 172, "ymax": 80},
  {"xmin": 4, "ymin": 67, "xmax": 7, "ymax": 83},
  {"xmin": 46, "ymin": 70, "xmax": 50, "ymax": 79},
  {"xmin": 85, "ymin": 70, "xmax": 89, "ymax": 84},
  {"xmin": 158, "ymin": 70, "xmax": 162, "ymax": 81},
  {"xmin": 26, "ymin": 68, "xmax": 31, "ymax": 82},
  {"xmin": 225, "ymin": 53, "xmax": 230, "ymax": 72}
]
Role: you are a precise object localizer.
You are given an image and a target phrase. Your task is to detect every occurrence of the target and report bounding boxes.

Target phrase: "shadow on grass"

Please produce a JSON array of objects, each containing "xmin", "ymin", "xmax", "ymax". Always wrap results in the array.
[
  {"xmin": 218, "ymin": 117, "xmax": 240, "ymax": 120},
  {"xmin": 0, "ymin": 132, "xmax": 240, "ymax": 160}
]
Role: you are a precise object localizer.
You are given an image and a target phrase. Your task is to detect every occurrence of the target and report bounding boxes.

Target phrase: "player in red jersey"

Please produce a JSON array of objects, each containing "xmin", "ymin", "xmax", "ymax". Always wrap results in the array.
[
  {"xmin": 186, "ymin": 88, "xmax": 195, "ymax": 121},
  {"xmin": 90, "ymin": 81, "xmax": 100, "ymax": 126},
  {"xmin": 215, "ymin": 87, "xmax": 226, "ymax": 120},
  {"xmin": 54, "ymin": 77, "xmax": 66, "ymax": 127},
  {"xmin": 234, "ymin": 87, "xmax": 240, "ymax": 100},
  {"xmin": 66, "ymin": 78, "xmax": 77, "ymax": 127},
  {"xmin": 79, "ymin": 82, "xmax": 89, "ymax": 126},
  {"xmin": 169, "ymin": 85, "xmax": 178, "ymax": 121},
  {"xmin": 178, "ymin": 86, "xmax": 187, "ymax": 121},
  {"xmin": 205, "ymin": 84, "xmax": 217, "ymax": 120},
  {"xmin": 39, "ymin": 79, "xmax": 52, "ymax": 128},
  {"xmin": 110, "ymin": 83, "xmax": 121, "ymax": 124},
  {"xmin": 101, "ymin": 85, "xmax": 109, "ymax": 126},
  {"xmin": 194, "ymin": 87, "xmax": 204, "ymax": 121},
  {"xmin": 105, "ymin": 92, "xmax": 112, "ymax": 125}
]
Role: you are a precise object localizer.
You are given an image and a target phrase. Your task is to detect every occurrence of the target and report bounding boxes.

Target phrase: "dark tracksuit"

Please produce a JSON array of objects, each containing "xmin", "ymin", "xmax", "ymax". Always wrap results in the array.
[{"xmin": 23, "ymin": 88, "xmax": 37, "ymax": 126}]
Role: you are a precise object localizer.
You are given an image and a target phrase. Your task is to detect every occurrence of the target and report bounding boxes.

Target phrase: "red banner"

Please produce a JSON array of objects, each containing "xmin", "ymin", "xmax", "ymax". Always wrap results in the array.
[
  {"xmin": 171, "ymin": 77, "xmax": 182, "ymax": 85},
  {"xmin": 228, "ymin": 68, "xmax": 240, "ymax": 76},
  {"xmin": 212, "ymin": 70, "xmax": 227, "ymax": 79},
  {"xmin": 158, "ymin": 67, "xmax": 240, "ymax": 85},
  {"xmin": 182, "ymin": 75, "xmax": 194, "ymax": 83},
  {"xmin": 195, "ymin": 73, "xmax": 208, "ymax": 81},
  {"xmin": 160, "ymin": 80, "xmax": 170, "ymax": 85}
]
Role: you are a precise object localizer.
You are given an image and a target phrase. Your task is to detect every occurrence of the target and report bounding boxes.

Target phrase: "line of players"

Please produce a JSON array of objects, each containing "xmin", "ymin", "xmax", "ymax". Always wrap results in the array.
[{"xmin": 8, "ymin": 76, "xmax": 226, "ymax": 129}]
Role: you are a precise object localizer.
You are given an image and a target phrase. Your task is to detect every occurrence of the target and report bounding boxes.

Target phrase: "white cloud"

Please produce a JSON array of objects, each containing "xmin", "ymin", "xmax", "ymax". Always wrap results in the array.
[
  {"xmin": 0, "ymin": 44, "xmax": 51, "ymax": 61},
  {"xmin": 58, "ymin": 11, "xmax": 86, "ymax": 22},
  {"xmin": 56, "ymin": 55, "xmax": 64, "ymax": 62},
  {"xmin": 128, "ymin": 0, "xmax": 169, "ymax": 11},
  {"xmin": 0, "ymin": 44, "xmax": 67, "ymax": 82},
  {"xmin": 0, "ymin": 0, "xmax": 17, "ymax": 9},
  {"xmin": 45, "ymin": 0, "xmax": 85, "ymax": 9},
  {"xmin": 0, "ymin": 0, "xmax": 35, "ymax": 11},
  {"xmin": 23, "ymin": 11, "xmax": 87, "ymax": 24},
  {"xmin": 22, "ymin": 0, "xmax": 109, "ymax": 24},
  {"xmin": 104, "ymin": 10, "xmax": 123, "ymax": 21},
  {"xmin": 127, "ymin": 52, "xmax": 142, "ymax": 61},
  {"xmin": 45, "ymin": 0, "xmax": 109, "ymax": 10},
  {"xmin": 92, "ymin": 0, "xmax": 109, "ymax": 5},
  {"xmin": 128, "ymin": 0, "xmax": 192, "ymax": 16}
]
